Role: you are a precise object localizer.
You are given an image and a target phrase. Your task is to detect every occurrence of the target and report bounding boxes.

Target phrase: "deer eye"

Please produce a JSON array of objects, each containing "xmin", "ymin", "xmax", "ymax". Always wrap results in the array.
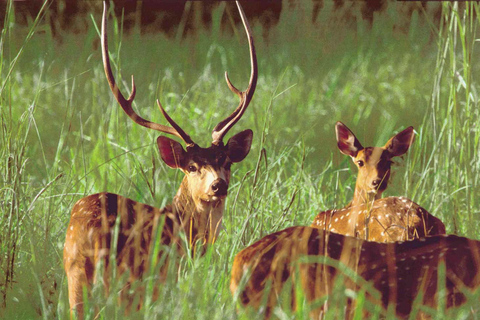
[
  {"xmin": 188, "ymin": 165, "xmax": 197, "ymax": 173},
  {"xmin": 356, "ymin": 160, "xmax": 364, "ymax": 167}
]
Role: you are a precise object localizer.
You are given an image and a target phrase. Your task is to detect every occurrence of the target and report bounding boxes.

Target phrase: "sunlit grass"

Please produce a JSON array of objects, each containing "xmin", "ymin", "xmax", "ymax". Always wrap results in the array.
[{"xmin": 1, "ymin": 0, "xmax": 480, "ymax": 318}]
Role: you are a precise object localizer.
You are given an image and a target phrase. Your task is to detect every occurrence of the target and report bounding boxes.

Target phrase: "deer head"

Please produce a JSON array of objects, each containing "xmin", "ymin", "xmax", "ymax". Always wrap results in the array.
[
  {"xmin": 101, "ymin": 1, "xmax": 257, "ymax": 243},
  {"xmin": 335, "ymin": 122, "xmax": 414, "ymax": 202},
  {"xmin": 157, "ymin": 131, "xmax": 252, "ymax": 212}
]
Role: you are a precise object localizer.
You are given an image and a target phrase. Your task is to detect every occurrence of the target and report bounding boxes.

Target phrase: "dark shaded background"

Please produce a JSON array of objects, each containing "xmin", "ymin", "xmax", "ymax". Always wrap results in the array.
[{"xmin": 5, "ymin": 0, "xmax": 442, "ymax": 39}]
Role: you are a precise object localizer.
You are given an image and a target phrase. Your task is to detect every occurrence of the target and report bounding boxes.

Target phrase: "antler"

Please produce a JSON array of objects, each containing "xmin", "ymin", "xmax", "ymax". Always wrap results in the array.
[
  {"xmin": 211, "ymin": 1, "xmax": 258, "ymax": 146},
  {"xmin": 101, "ymin": 2, "xmax": 195, "ymax": 148}
]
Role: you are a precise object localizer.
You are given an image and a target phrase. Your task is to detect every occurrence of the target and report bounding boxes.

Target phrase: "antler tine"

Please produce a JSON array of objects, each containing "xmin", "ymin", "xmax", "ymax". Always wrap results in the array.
[
  {"xmin": 101, "ymin": 2, "xmax": 195, "ymax": 147},
  {"xmin": 225, "ymin": 72, "xmax": 242, "ymax": 98},
  {"xmin": 211, "ymin": 1, "xmax": 258, "ymax": 145},
  {"xmin": 156, "ymin": 99, "xmax": 195, "ymax": 148}
]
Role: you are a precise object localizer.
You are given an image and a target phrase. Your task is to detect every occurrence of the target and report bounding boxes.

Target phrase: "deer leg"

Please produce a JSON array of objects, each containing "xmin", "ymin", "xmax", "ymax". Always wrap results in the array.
[{"xmin": 66, "ymin": 265, "xmax": 88, "ymax": 320}]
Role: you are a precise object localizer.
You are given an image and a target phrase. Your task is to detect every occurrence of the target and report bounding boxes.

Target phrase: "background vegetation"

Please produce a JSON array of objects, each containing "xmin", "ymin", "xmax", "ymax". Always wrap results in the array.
[{"xmin": 1, "ymin": 0, "xmax": 479, "ymax": 318}]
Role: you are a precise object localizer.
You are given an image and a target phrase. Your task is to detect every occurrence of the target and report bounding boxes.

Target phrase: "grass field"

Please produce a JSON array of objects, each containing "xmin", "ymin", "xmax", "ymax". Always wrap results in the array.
[{"xmin": 1, "ymin": 1, "xmax": 480, "ymax": 319}]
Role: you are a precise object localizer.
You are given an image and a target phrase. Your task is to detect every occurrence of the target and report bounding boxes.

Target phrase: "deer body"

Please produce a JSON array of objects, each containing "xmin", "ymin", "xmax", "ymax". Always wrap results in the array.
[
  {"xmin": 64, "ymin": 192, "xmax": 178, "ymax": 313},
  {"xmin": 312, "ymin": 197, "xmax": 446, "ymax": 242},
  {"xmin": 64, "ymin": 2, "xmax": 257, "ymax": 317},
  {"xmin": 312, "ymin": 122, "xmax": 445, "ymax": 241},
  {"xmin": 64, "ymin": 179, "xmax": 227, "ymax": 315},
  {"xmin": 231, "ymin": 226, "xmax": 480, "ymax": 319},
  {"xmin": 64, "ymin": 132, "xmax": 253, "ymax": 316}
]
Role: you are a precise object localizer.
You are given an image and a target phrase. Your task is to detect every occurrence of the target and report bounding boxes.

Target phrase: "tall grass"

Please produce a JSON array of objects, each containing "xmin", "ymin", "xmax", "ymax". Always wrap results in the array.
[
  {"xmin": 411, "ymin": 2, "xmax": 480, "ymax": 238},
  {"xmin": 0, "ymin": 0, "xmax": 479, "ymax": 318}
]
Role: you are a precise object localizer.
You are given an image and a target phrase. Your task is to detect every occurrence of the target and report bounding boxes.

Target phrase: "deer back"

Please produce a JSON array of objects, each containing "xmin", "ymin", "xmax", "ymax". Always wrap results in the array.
[
  {"xmin": 63, "ymin": 193, "xmax": 181, "ymax": 283},
  {"xmin": 231, "ymin": 226, "xmax": 480, "ymax": 318},
  {"xmin": 312, "ymin": 197, "xmax": 446, "ymax": 242},
  {"xmin": 309, "ymin": 123, "xmax": 445, "ymax": 242},
  {"xmin": 64, "ymin": 2, "xmax": 258, "ymax": 317}
]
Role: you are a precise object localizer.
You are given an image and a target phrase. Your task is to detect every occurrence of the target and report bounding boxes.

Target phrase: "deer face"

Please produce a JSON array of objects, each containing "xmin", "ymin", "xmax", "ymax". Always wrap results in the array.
[
  {"xmin": 157, "ymin": 129, "xmax": 253, "ymax": 209},
  {"xmin": 353, "ymin": 147, "xmax": 394, "ymax": 195},
  {"xmin": 101, "ymin": 0, "xmax": 256, "ymax": 210},
  {"xmin": 336, "ymin": 122, "xmax": 415, "ymax": 198}
]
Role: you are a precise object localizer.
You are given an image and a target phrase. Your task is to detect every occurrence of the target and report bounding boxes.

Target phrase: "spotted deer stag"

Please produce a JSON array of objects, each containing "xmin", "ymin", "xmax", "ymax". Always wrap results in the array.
[
  {"xmin": 64, "ymin": 1, "xmax": 257, "ymax": 317},
  {"xmin": 231, "ymin": 226, "xmax": 480, "ymax": 319},
  {"xmin": 312, "ymin": 122, "xmax": 445, "ymax": 241}
]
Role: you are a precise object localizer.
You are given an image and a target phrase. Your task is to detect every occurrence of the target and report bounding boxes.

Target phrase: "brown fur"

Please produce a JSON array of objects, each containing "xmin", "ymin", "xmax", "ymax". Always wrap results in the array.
[
  {"xmin": 312, "ymin": 197, "xmax": 446, "ymax": 241},
  {"xmin": 63, "ymin": 129, "xmax": 252, "ymax": 318},
  {"xmin": 63, "ymin": 193, "xmax": 179, "ymax": 315},
  {"xmin": 66, "ymin": 2, "xmax": 258, "ymax": 318},
  {"xmin": 312, "ymin": 123, "xmax": 445, "ymax": 241},
  {"xmin": 231, "ymin": 226, "xmax": 480, "ymax": 319}
]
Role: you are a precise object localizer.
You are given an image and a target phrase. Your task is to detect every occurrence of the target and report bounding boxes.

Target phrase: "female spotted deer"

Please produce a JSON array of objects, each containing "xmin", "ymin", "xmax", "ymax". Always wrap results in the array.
[
  {"xmin": 312, "ymin": 122, "xmax": 445, "ymax": 241},
  {"xmin": 231, "ymin": 226, "xmax": 480, "ymax": 319},
  {"xmin": 63, "ymin": 2, "xmax": 257, "ymax": 317}
]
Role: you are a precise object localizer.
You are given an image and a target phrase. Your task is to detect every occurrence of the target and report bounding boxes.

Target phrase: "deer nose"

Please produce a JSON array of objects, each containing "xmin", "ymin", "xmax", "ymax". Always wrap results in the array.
[
  {"xmin": 211, "ymin": 179, "xmax": 228, "ymax": 196},
  {"xmin": 372, "ymin": 179, "xmax": 381, "ymax": 187}
]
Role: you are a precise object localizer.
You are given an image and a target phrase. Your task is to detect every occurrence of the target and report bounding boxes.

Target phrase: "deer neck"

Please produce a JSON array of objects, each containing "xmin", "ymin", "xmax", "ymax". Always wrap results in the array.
[
  {"xmin": 172, "ymin": 177, "xmax": 225, "ymax": 248},
  {"xmin": 343, "ymin": 187, "xmax": 379, "ymax": 238},
  {"xmin": 347, "ymin": 183, "xmax": 382, "ymax": 228},
  {"xmin": 351, "ymin": 180, "xmax": 382, "ymax": 208}
]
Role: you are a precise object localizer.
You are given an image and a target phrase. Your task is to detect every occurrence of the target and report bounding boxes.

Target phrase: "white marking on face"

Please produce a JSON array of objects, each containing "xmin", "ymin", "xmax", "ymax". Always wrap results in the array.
[
  {"xmin": 187, "ymin": 164, "xmax": 231, "ymax": 211},
  {"xmin": 370, "ymin": 148, "xmax": 384, "ymax": 164},
  {"xmin": 203, "ymin": 166, "xmax": 221, "ymax": 192}
]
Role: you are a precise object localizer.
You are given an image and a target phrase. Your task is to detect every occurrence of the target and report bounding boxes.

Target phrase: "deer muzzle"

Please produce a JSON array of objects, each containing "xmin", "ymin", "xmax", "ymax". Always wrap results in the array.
[{"xmin": 210, "ymin": 178, "xmax": 228, "ymax": 198}]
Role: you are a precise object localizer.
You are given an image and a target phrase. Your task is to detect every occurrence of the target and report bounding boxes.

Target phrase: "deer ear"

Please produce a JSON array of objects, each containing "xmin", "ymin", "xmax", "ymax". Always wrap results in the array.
[
  {"xmin": 157, "ymin": 136, "xmax": 186, "ymax": 168},
  {"xmin": 335, "ymin": 122, "xmax": 363, "ymax": 157},
  {"xmin": 384, "ymin": 126, "xmax": 415, "ymax": 157},
  {"xmin": 226, "ymin": 129, "xmax": 253, "ymax": 163}
]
